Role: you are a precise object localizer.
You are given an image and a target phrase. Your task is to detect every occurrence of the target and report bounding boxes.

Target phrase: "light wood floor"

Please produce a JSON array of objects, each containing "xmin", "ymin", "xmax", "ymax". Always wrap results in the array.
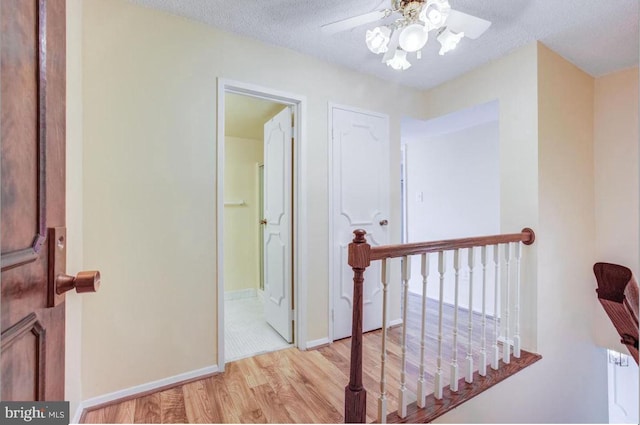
[{"xmin": 83, "ymin": 294, "xmax": 499, "ymax": 423}]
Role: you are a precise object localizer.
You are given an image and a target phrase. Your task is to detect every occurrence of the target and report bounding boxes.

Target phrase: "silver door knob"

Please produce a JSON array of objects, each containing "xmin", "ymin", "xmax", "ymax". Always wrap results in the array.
[{"xmin": 379, "ymin": 219, "xmax": 388, "ymax": 226}]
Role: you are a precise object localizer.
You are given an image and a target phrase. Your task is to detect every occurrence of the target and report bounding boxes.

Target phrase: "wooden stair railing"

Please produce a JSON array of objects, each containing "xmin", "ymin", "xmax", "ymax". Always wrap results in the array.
[
  {"xmin": 344, "ymin": 228, "xmax": 537, "ymax": 423},
  {"xmin": 594, "ymin": 262, "xmax": 639, "ymax": 364}
]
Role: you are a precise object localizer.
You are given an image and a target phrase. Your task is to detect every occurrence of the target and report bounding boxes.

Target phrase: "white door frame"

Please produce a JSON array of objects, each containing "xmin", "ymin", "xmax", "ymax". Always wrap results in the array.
[
  {"xmin": 401, "ymin": 144, "xmax": 408, "ymax": 244},
  {"xmin": 327, "ymin": 102, "xmax": 390, "ymax": 343},
  {"xmin": 216, "ymin": 79, "xmax": 308, "ymax": 370}
]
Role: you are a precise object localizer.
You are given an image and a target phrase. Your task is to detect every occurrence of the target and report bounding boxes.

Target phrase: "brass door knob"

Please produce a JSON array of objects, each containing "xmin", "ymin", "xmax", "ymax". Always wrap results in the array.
[
  {"xmin": 56, "ymin": 271, "xmax": 101, "ymax": 295},
  {"xmin": 260, "ymin": 219, "xmax": 267, "ymax": 225}
]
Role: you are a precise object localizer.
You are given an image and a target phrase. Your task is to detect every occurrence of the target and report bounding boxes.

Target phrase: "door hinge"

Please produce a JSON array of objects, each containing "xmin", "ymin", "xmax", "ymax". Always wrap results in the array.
[{"xmin": 290, "ymin": 309, "xmax": 295, "ymax": 321}]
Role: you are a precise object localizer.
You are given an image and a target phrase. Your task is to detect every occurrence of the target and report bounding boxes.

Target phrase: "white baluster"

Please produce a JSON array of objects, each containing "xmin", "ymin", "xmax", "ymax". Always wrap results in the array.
[
  {"xmin": 417, "ymin": 253, "xmax": 429, "ymax": 408},
  {"xmin": 503, "ymin": 243, "xmax": 512, "ymax": 364},
  {"xmin": 465, "ymin": 248, "xmax": 475, "ymax": 383},
  {"xmin": 398, "ymin": 255, "xmax": 411, "ymax": 418},
  {"xmin": 450, "ymin": 249, "xmax": 461, "ymax": 392},
  {"xmin": 513, "ymin": 242, "xmax": 522, "ymax": 358},
  {"xmin": 491, "ymin": 244, "xmax": 500, "ymax": 370},
  {"xmin": 434, "ymin": 251, "xmax": 446, "ymax": 399},
  {"xmin": 378, "ymin": 259, "xmax": 390, "ymax": 423},
  {"xmin": 479, "ymin": 246, "xmax": 488, "ymax": 377}
]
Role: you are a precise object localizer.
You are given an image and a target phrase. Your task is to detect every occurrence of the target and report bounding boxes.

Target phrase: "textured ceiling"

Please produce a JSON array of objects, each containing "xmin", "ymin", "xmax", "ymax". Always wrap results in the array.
[{"xmin": 129, "ymin": 0, "xmax": 639, "ymax": 90}]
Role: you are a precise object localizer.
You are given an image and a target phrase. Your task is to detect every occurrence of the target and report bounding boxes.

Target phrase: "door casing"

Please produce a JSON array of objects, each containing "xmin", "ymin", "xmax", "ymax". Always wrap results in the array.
[
  {"xmin": 257, "ymin": 162, "xmax": 265, "ymax": 292},
  {"xmin": 216, "ymin": 79, "xmax": 308, "ymax": 369}
]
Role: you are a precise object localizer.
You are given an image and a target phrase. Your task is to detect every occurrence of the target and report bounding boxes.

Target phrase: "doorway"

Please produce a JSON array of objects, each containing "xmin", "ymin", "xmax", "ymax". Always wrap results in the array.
[
  {"xmin": 607, "ymin": 349, "xmax": 639, "ymax": 424},
  {"xmin": 401, "ymin": 100, "xmax": 500, "ymax": 312},
  {"xmin": 217, "ymin": 80, "xmax": 308, "ymax": 368}
]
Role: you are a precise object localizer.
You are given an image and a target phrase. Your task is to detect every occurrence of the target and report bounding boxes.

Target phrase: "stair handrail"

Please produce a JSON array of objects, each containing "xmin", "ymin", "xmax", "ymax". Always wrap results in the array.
[
  {"xmin": 594, "ymin": 262, "xmax": 639, "ymax": 365},
  {"xmin": 369, "ymin": 228, "xmax": 535, "ymax": 260},
  {"xmin": 344, "ymin": 228, "xmax": 535, "ymax": 423}
]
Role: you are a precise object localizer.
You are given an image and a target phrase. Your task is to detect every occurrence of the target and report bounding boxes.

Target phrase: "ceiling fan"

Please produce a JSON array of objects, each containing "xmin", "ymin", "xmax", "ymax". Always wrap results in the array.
[{"xmin": 321, "ymin": 0, "xmax": 491, "ymax": 70}]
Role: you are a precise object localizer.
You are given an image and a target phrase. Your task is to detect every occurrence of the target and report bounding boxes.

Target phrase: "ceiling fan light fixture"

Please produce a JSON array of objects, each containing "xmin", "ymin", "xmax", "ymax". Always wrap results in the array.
[
  {"xmin": 366, "ymin": 26, "xmax": 392, "ymax": 54},
  {"xmin": 338, "ymin": 0, "xmax": 490, "ymax": 71},
  {"xmin": 437, "ymin": 27, "xmax": 464, "ymax": 55},
  {"xmin": 398, "ymin": 23, "xmax": 428, "ymax": 52},
  {"xmin": 419, "ymin": 0, "xmax": 451, "ymax": 30},
  {"xmin": 386, "ymin": 49, "xmax": 411, "ymax": 70}
]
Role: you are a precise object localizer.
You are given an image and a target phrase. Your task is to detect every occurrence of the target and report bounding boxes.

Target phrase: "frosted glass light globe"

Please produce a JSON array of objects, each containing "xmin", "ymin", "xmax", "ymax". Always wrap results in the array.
[
  {"xmin": 386, "ymin": 49, "xmax": 411, "ymax": 71},
  {"xmin": 365, "ymin": 26, "xmax": 391, "ymax": 54},
  {"xmin": 398, "ymin": 24, "xmax": 428, "ymax": 53},
  {"xmin": 420, "ymin": 0, "xmax": 451, "ymax": 30},
  {"xmin": 437, "ymin": 28, "xmax": 464, "ymax": 55}
]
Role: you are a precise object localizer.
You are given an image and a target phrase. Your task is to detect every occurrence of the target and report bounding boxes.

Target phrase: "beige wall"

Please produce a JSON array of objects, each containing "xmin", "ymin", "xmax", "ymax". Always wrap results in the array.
[
  {"xmin": 224, "ymin": 137, "xmax": 262, "ymax": 293},
  {"xmin": 592, "ymin": 67, "xmax": 640, "ymax": 352},
  {"xmin": 65, "ymin": 0, "xmax": 84, "ymax": 416},
  {"xmin": 429, "ymin": 43, "xmax": 608, "ymax": 423},
  {"xmin": 536, "ymin": 43, "xmax": 607, "ymax": 420},
  {"xmin": 81, "ymin": 0, "xmax": 419, "ymax": 398}
]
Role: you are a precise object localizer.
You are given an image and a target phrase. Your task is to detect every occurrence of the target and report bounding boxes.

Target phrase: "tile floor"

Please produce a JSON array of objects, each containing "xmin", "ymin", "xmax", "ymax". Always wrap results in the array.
[{"xmin": 224, "ymin": 295, "xmax": 291, "ymax": 361}]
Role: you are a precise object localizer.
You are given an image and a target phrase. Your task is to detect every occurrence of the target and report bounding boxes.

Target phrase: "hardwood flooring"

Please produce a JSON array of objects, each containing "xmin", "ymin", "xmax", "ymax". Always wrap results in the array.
[{"xmin": 83, "ymin": 294, "xmax": 525, "ymax": 424}]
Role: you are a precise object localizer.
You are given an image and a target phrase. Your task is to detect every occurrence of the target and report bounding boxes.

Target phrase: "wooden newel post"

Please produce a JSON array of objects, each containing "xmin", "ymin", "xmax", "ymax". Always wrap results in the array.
[{"xmin": 345, "ymin": 229, "xmax": 371, "ymax": 423}]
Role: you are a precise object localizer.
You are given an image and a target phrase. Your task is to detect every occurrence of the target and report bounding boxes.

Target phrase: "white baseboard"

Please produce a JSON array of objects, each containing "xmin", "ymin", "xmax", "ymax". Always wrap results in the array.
[
  {"xmin": 388, "ymin": 318, "xmax": 403, "ymax": 328},
  {"xmin": 76, "ymin": 364, "xmax": 219, "ymax": 420},
  {"xmin": 306, "ymin": 337, "xmax": 331, "ymax": 350},
  {"xmin": 224, "ymin": 288, "xmax": 257, "ymax": 300},
  {"xmin": 72, "ymin": 405, "xmax": 83, "ymax": 424}
]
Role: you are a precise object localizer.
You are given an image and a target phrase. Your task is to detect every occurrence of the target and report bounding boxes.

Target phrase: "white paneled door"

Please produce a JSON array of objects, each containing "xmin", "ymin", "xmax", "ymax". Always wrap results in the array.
[
  {"xmin": 331, "ymin": 105, "xmax": 390, "ymax": 340},
  {"xmin": 264, "ymin": 107, "xmax": 293, "ymax": 343}
]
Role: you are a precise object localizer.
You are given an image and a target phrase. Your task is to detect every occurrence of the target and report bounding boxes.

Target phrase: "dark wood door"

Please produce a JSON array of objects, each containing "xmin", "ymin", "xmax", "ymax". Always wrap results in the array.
[{"xmin": 1, "ymin": 0, "xmax": 67, "ymax": 401}]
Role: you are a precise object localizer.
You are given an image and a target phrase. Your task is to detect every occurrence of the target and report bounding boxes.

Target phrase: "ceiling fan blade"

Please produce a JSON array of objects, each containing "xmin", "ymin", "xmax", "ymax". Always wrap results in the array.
[
  {"xmin": 321, "ymin": 9, "xmax": 388, "ymax": 35},
  {"xmin": 446, "ymin": 9, "xmax": 492, "ymax": 39},
  {"xmin": 381, "ymin": 29, "xmax": 400, "ymax": 63}
]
